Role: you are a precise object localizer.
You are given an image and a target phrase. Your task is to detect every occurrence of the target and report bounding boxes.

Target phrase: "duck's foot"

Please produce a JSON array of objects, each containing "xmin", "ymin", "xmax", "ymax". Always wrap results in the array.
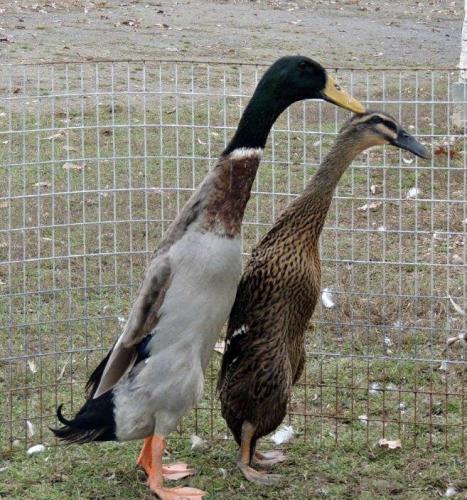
[
  {"xmin": 162, "ymin": 463, "xmax": 195, "ymax": 481},
  {"xmin": 150, "ymin": 485, "xmax": 207, "ymax": 500},
  {"xmin": 253, "ymin": 450, "xmax": 286, "ymax": 467},
  {"xmin": 237, "ymin": 462, "xmax": 281, "ymax": 486}
]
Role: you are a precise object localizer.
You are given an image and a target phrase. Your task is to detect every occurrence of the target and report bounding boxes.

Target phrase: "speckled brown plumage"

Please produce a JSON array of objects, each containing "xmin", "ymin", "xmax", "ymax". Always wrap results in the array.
[{"xmin": 217, "ymin": 111, "xmax": 429, "ymax": 484}]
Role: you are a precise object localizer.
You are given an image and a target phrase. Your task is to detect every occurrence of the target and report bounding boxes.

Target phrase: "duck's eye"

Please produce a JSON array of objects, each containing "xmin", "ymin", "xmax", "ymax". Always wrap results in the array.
[{"xmin": 298, "ymin": 61, "xmax": 308, "ymax": 69}]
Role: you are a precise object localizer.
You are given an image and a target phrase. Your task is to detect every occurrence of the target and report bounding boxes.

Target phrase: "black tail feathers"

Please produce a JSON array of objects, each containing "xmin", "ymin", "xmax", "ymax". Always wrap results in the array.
[
  {"xmin": 51, "ymin": 391, "xmax": 116, "ymax": 444},
  {"xmin": 85, "ymin": 347, "xmax": 113, "ymax": 399}
]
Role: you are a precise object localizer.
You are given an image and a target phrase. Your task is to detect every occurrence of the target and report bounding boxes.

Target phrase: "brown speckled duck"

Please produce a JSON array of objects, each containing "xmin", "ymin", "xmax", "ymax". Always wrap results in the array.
[
  {"xmin": 218, "ymin": 111, "xmax": 429, "ymax": 485},
  {"xmin": 51, "ymin": 56, "xmax": 364, "ymax": 500}
]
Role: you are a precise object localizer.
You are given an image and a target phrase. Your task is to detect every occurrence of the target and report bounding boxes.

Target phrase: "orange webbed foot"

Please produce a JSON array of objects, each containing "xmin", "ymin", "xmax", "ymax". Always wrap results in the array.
[
  {"xmin": 162, "ymin": 463, "xmax": 195, "ymax": 481},
  {"xmin": 150, "ymin": 485, "xmax": 207, "ymax": 500}
]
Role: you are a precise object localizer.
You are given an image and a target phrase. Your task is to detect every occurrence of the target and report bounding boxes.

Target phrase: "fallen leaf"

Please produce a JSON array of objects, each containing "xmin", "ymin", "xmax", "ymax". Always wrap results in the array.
[
  {"xmin": 378, "ymin": 438, "xmax": 401, "ymax": 450},
  {"xmin": 357, "ymin": 201, "xmax": 382, "ymax": 212},
  {"xmin": 270, "ymin": 425, "xmax": 294, "ymax": 445}
]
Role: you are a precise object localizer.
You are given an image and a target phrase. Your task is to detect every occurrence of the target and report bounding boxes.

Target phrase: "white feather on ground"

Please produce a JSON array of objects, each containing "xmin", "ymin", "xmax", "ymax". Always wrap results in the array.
[
  {"xmin": 27, "ymin": 444, "xmax": 46, "ymax": 455},
  {"xmin": 270, "ymin": 425, "xmax": 294, "ymax": 445},
  {"xmin": 406, "ymin": 187, "xmax": 421, "ymax": 199},
  {"xmin": 190, "ymin": 434, "xmax": 206, "ymax": 450},
  {"xmin": 26, "ymin": 420, "xmax": 35, "ymax": 438},
  {"xmin": 447, "ymin": 295, "xmax": 466, "ymax": 316},
  {"xmin": 321, "ymin": 288, "xmax": 335, "ymax": 309}
]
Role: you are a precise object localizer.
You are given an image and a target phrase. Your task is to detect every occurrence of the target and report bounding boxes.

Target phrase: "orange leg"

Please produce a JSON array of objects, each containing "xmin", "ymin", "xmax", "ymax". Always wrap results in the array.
[
  {"xmin": 140, "ymin": 435, "xmax": 207, "ymax": 500},
  {"xmin": 137, "ymin": 436, "xmax": 195, "ymax": 481},
  {"xmin": 253, "ymin": 450, "xmax": 286, "ymax": 467},
  {"xmin": 236, "ymin": 422, "xmax": 281, "ymax": 486}
]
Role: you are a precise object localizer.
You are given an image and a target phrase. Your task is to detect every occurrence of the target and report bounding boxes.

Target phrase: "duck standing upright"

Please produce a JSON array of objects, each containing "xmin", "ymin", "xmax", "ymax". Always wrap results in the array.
[
  {"xmin": 52, "ymin": 56, "xmax": 364, "ymax": 500},
  {"xmin": 218, "ymin": 111, "xmax": 429, "ymax": 485}
]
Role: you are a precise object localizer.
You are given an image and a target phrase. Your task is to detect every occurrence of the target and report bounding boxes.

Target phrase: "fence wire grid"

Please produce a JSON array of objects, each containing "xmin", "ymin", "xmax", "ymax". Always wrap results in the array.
[{"xmin": 0, "ymin": 60, "xmax": 465, "ymax": 454}]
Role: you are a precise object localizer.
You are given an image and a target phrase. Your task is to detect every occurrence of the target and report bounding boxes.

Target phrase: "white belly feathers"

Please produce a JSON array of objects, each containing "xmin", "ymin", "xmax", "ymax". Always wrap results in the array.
[{"xmin": 114, "ymin": 228, "xmax": 242, "ymax": 440}]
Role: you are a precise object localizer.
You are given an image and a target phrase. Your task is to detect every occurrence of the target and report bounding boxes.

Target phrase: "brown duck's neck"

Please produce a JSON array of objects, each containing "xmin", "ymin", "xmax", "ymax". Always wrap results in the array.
[
  {"xmin": 201, "ymin": 151, "xmax": 262, "ymax": 237},
  {"xmin": 290, "ymin": 132, "xmax": 366, "ymax": 239}
]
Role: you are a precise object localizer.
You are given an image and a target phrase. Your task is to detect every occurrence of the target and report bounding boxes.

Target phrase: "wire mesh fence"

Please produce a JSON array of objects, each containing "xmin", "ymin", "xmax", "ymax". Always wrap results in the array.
[{"xmin": 0, "ymin": 60, "xmax": 465, "ymax": 454}]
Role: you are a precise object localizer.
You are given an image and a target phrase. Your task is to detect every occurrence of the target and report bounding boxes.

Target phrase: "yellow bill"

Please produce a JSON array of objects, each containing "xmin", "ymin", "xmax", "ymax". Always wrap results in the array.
[{"xmin": 322, "ymin": 76, "xmax": 365, "ymax": 114}]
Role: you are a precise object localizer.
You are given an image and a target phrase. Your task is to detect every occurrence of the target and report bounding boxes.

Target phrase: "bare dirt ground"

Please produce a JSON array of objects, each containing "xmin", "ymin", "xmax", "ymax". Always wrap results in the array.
[{"xmin": 0, "ymin": 0, "xmax": 463, "ymax": 67}]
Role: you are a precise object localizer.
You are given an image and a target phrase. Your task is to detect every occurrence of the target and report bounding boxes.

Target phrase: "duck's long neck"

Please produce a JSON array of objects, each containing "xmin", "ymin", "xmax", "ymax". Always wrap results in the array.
[
  {"xmin": 223, "ymin": 91, "xmax": 285, "ymax": 155},
  {"xmin": 200, "ymin": 88, "xmax": 290, "ymax": 237},
  {"xmin": 291, "ymin": 131, "xmax": 365, "ymax": 239}
]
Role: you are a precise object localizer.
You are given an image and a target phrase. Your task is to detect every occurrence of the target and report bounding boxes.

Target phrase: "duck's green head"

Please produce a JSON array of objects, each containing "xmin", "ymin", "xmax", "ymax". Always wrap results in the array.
[
  {"xmin": 224, "ymin": 56, "xmax": 365, "ymax": 155},
  {"xmin": 256, "ymin": 55, "xmax": 365, "ymax": 114}
]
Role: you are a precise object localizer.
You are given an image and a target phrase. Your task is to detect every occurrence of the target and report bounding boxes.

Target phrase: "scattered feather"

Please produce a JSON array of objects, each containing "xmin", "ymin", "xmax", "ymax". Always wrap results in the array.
[
  {"xmin": 406, "ymin": 187, "xmax": 421, "ymax": 199},
  {"xmin": 399, "ymin": 402, "xmax": 407, "ymax": 412},
  {"xmin": 438, "ymin": 360, "xmax": 449, "ymax": 372},
  {"xmin": 378, "ymin": 438, "xmax": 401, "ymax": 450},
  {"xmin": 358, "ymin": 414, "xmax": 368, "ymax": 425},
  {"xmin": 383, "ymin": 336, "xmax": 393, "ymax": 347},
  {"xmin": 57, "ymin": 355, "xmax": 71, "ymax": 380},
  {"xmin": 357, "ymin": 201, "xmax": 382, "ymax": 212},
  {"xmin": 270, "ymin": 425, "xmax": 294, "ymax": 445},
  {"xmin": 197, "ymin": 137, "xmax": 206, "ymax": 145},
  {"xmin": 218, "ymin": 468, "xmax": 227, "ymax": 479},
  {"xmin": 433, "ymin": 232, "xmax": 446, "ymax": 241},
  {"xmin": 446, "ymin": 332, "xmax": 466, "ymax": 347},
  {"xmin": 27, "ymin": 444, "xmax": 46, "ymax": 455},
  {"xmin": 43, "ymin": 131, "xmax": 65, "ymax": 141},
  {"xmin": 370, "ymin": 184, "xmax": 381, "ymax": 195},
  {"xmin": 34, "ymin": 181, "xmax": 50, "ymax": 188},
  {"xmin": 369, "ymin": 382, "xmax": 382, "ymax": 395},
  {"xmin": 321, "ymin": 288, "xmax": 335, "ymax": 309},
  {"xmin": 117, "ymin": 316, "xmax": 126, "ymax": 328},
  {"xmin": 377, "ymin": 225, "xmax": 386, "ymax": 232},
  {"xmin": 27, "ymin": 359, "xmax": 37, "ymax": 374},
  {"xmin": 448, "ymin": 295, "xmax": 466, "ymax": 316},
  {"xmin": 63, "ymin": 162, "xmax": 85, "ymax": 171},
  {"xmin": 26, "ymin": 420, "xmax": 35, "ymax": 438},
  {"xmin": 451, "ymin": 254, "xmax": 464, "ymax": 265},
  {"xmin": 313, "ymin": 139, "xmax": 322, "ymax": 147},
  {"xmin": 444, "ymin": 486, "xmax": 458, "ymax": 497},
  {"xmin": 0, "ymin": 466, "xmax": 8, "ymax": 472},
  {"xmin": 213, "ymin": 341, "xmax": 225, "ymax": 354},
  {"xmin": 190, "ymin": 434, "xmax": 206, "ymax": 450},
  {"xmin": 402, "ymin": 157, "xmax": 414, "ymax": 164}
]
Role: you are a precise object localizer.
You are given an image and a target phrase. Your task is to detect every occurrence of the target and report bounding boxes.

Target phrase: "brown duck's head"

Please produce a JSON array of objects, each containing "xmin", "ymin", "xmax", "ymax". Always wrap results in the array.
[{"xmin": 339, "ymin": 111, "xmax": 430, "ymax": 159}]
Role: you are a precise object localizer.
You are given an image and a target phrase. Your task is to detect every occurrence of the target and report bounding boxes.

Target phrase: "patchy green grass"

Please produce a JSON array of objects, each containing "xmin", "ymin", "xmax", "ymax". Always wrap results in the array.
[
  {"xmin": 0, "ymin": 65, "xmax": 465, "ymax": 497},
  {"xmin": 1, "ymin": 438, "xmax": 466, "ymax": 499}
]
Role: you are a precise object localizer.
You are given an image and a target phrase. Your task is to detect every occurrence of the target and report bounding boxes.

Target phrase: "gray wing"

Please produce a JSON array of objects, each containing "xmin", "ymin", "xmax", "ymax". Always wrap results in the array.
[{"xmin": 93, "ymin": 253, "xmax": 171, "ymax": 398}]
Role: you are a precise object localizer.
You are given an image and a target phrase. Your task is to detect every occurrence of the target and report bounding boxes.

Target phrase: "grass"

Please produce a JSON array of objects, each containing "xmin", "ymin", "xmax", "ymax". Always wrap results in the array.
[
  {"xmin": 1, "ymin": 439, "xmax": 466, "ymax": 499},
  {"xmin": 0, "ymin": 64, "xmax": 466, "ymax": 497}
]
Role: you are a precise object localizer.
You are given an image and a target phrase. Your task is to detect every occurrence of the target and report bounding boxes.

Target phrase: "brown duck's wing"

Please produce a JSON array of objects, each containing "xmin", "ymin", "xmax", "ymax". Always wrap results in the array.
[{"xmin": 92, "ymin": 253, "xmax": 172, "ymax": 398}]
